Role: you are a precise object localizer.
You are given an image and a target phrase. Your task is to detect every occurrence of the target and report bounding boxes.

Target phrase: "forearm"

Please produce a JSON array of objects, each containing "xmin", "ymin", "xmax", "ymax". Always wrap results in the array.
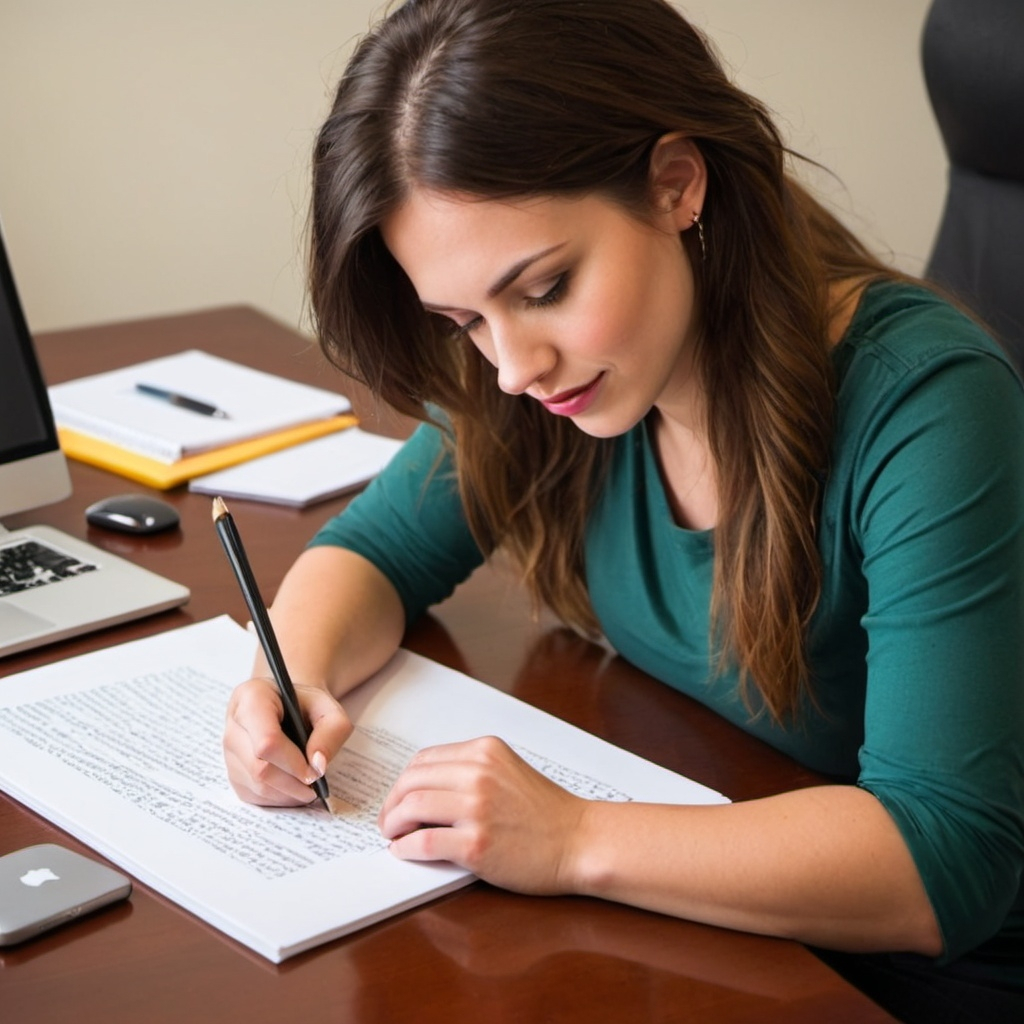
[
  {"xmin": 255, "ymin": 544, "xmax": 406, "ymax": 697},
  {"xmin": 570, "ymin": 784, "xmax": 943, "ymax": 955}
]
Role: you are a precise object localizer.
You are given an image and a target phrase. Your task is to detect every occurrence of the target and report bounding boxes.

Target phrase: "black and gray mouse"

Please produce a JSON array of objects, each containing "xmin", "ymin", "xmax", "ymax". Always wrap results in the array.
[{"xmin": 85, "ymin": 494, "xmax": 181, "ymax": 535}]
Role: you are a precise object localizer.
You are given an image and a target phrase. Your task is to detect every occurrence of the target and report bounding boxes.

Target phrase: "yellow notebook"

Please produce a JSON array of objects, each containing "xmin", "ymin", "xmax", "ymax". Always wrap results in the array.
[{"xmin": 58, "ymin": 415, "xmax": 358, "ymax": 490}]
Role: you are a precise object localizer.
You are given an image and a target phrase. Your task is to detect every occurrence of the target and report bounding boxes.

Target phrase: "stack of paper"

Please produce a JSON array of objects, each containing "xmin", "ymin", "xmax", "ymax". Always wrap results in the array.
[
  {"xmin": 49, "ymin": 350, "xmax": 356, "ymax": 488},
  {"xmin": 189, "ymin": 428, "xmax": 404, "ymax": 508},
  {"xmin": 0, "ymin": 616, "xmax": 729, "ymax": 961}
]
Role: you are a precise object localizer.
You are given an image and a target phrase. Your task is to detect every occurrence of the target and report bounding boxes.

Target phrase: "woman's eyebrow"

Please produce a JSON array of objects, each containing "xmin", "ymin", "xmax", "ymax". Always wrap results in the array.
[
  {"xmin": 421, "ymin": 242, "xmax": 568, "ymax": 312},
  {"xmin": 485, "ymin": 243, "xmax": 567, "ymax": 298}
]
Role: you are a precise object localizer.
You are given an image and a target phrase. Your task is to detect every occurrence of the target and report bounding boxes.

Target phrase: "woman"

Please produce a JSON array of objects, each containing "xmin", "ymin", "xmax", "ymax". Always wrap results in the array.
[{"xmin": 223, "ymin": 1, "xmax": 1024, "ymax": 1018}]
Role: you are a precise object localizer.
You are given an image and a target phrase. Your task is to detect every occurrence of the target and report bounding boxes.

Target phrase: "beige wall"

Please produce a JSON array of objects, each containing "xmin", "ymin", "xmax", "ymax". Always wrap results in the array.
[{"xmin": 0, "ymin": 0, "xmax": 944, "ymax": 337}]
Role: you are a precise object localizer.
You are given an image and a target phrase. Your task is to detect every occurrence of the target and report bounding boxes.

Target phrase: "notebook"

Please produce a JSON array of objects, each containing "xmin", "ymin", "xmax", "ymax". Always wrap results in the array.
[
  {"xmin": 0, "ymin": 220, "xmax": 190, "ymax": 659},
  {"xmin": 48, "ymin": 350, "xmax": 352, "ymax": 463}
]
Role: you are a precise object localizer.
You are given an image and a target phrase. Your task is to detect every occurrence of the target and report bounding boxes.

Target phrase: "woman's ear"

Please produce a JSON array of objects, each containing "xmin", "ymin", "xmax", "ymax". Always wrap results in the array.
[{"xmin": 649, "ymin": 132, "xmax": 707, "ymax": 233}]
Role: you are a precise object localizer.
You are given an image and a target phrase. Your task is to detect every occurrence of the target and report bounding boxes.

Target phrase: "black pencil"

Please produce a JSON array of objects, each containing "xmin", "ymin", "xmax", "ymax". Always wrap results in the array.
[{"xmin": 212, "ymin": 496, "xmax": 331, "ymax": 811}]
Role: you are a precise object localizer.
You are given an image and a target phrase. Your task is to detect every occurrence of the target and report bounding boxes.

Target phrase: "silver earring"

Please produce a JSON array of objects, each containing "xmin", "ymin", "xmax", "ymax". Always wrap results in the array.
[{"xmin": 692, "ymin": 211, "xmax": 706, "ymax": 262}]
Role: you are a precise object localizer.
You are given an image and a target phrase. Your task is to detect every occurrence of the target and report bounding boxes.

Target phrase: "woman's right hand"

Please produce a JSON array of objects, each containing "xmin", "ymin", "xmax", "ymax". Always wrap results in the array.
[
  {"xmin": 223, "ymin": 676, "xmax": 353, "ymax": 806},
  {"xmin": 220, "ymin": 545, "xmax": 407, "ymax": 806}
]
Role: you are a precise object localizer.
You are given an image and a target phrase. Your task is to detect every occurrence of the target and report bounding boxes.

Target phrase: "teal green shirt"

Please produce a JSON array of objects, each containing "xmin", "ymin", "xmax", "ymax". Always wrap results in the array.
[{"xmin": 313, "ymin": 283, "xmax": 1024, "ymax": 981}]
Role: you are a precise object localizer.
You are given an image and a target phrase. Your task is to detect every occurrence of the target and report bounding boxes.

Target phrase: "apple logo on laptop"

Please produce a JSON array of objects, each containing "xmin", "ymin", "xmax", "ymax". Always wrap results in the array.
[{"xmin": 20, "ymin": 867, "xmax": 60, "ymax": 887}]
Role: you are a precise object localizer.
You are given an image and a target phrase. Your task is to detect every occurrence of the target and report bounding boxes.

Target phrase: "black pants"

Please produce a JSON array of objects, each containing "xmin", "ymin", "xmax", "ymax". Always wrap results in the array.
[{"xmin": 811, "ymin": 948, "xmax": 1024, "ymax": 1024}]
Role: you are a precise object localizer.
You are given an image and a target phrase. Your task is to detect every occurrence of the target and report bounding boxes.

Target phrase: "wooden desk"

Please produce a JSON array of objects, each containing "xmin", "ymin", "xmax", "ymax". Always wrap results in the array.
[{"xmin": 0, "ymin": 308, "xmax": 892, "ymax": 1022}]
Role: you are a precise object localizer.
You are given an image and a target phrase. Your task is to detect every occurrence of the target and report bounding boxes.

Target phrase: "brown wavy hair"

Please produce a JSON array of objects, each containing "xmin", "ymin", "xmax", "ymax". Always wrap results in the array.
[{"xmin": 309, "ymin": 0, "xmax": 893, "ymax": 721}]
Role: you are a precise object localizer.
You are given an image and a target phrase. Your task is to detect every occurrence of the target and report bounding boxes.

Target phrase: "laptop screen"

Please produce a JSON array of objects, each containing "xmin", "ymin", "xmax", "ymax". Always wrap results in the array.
[
  {"xmin": 0, "ymin": 224, "xmax": 72, "ymax": 519},
  {"xmin": 0, "ymin": 221, "xmax": 190, "ymax": 657}
]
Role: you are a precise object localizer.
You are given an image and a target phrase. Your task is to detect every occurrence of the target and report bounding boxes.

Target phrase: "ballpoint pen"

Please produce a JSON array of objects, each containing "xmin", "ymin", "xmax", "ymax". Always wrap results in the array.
[
  {"xmin": 136, "ymin": 382, "xmax": 230, "ymax": 419},
  {"xmin": 211, "ymin": 496, "xmax": 331, "ymax": 811}
]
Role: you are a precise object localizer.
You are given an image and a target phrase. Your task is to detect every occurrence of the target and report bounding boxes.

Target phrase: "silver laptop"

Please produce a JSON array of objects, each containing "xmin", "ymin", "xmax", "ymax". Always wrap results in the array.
[{"xmin": 0, "ymin": 223, "xmax": 189, "ymax": 658}]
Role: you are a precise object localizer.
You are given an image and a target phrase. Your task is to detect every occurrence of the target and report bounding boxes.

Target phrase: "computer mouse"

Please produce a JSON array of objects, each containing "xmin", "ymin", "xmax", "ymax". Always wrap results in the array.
[{"xmin": 85, "ymin": 494, "xmax": 181, "ymax": 535}]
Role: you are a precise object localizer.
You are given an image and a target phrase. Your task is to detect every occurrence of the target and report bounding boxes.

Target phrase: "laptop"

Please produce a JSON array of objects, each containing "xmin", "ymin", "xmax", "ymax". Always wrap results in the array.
[{"xmin": 0, "ymin": 223, "xmax": 189, "ymax": 658}]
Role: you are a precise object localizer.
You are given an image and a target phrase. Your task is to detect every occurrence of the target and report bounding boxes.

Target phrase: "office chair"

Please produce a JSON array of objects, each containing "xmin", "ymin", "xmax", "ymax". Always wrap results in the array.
[{"xmin": 921, "ymin": 0, "xmax": 1024, "ymax": 369}]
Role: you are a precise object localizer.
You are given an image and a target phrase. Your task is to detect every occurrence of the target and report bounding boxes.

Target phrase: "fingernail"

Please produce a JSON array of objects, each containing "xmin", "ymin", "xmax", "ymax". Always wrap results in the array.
[{"xmin": 311, "ymin": 751, "xmax": 327, "ymax": 778}]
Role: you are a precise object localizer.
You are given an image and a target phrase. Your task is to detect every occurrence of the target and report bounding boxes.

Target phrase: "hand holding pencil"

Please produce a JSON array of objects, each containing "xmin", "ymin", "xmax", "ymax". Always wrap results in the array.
[{"xmin": 212, "ymin": 496, "xmax": 333, "ymax": 811}]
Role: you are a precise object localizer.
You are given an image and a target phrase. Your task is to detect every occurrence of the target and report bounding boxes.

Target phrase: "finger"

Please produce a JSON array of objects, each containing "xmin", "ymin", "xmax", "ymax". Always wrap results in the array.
[
  {"xmin": 226, "ymin": 676, "xmax": 284, "ymax": 739},
  {"xmin": 379, "ymin": 786, "xmax": 471, "ymax": 841},
  {"xmin": 223, "ymin": 739, "xmax": 319, "ymax": 807},
  {"xmin": 378, "ymin": 736, "xmax": 516, "ymax": 820},
  {"xmin": 378, "ymin": 756, "xmax": 483, "ymax": 826},
  {"xmin": 225, "ymin": 678, "xmax": 318, "ymax": 786},
  {"xmin": 400, "ymin": 736, "xmax": 511, "ymax": 768},
  {"xmin": 388, "ymin": 822, "xmax": 471, "ymax": 865},
  {"xmin": 294, "ymin": 684, "xmax": 353, "ymax": 774}
]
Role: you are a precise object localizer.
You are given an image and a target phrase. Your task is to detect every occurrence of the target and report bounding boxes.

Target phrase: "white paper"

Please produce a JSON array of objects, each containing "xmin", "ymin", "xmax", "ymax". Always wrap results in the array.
[
  {"xmin": 48, "ymin": 350, "xmax": 351, "ymax": 462},
  {"xmin": 0, "ymin": 617, "xmax": 727, "ymax": 961},
  {"xmin": 188, "ymin": 428, "xmax": 404, "ymax": 507}
]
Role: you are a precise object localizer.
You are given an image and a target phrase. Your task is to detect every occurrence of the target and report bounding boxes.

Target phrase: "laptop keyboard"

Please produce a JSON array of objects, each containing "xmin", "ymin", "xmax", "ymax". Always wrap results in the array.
[{"xmin": 0, "ymin": 539, "xmax": 97, "ymax": 596}]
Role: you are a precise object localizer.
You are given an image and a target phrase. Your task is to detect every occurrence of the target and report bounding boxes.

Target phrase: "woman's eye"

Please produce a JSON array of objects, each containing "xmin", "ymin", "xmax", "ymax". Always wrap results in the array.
[
  {"xmin": 526, "ymin": 272, "xmax": 569, "ymax": 309},
  {"xmin": 447, "ymin": 314, "xmax": 484, "ymax": 340},
  {"xmin": 428, "ymin": 309, "xmax": 483, "ymax": 340},
  {"xmin": 429, "ymin": 274, "xmax": 568, "ymax": 341}
]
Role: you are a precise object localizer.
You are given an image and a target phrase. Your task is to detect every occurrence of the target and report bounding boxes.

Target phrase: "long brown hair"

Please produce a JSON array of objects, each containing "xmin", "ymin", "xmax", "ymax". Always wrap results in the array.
[{"xmin": 309, "ymin": 0, "xmax": 893, "ymax": 721}]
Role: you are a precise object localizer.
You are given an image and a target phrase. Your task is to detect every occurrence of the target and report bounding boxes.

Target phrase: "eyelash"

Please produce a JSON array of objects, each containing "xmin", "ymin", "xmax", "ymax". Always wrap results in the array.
[
  {"xmin": 445, "ymin": 272, "xmax": 571, "ymax": 340},
  {"xmin": 527, "ymin": 271, "xmax": 570, "ymax": 310},
  {"xmin": 448, "ymin": 316, "xmax": 482, "ymax": 341}
]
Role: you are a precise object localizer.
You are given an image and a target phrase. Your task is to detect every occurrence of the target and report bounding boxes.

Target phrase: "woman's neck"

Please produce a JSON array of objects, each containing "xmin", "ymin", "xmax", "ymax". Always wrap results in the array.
[
  {"xmin": 651, "ymin": 276, "xmax": 867, "ymax": 531},
  {"xmin": 650, "ymin": 411, "xmax": 718, "ymax": 530},
  {"xmin": 827, "ymin": 277, "xmax": 869, "ymax": 347}
]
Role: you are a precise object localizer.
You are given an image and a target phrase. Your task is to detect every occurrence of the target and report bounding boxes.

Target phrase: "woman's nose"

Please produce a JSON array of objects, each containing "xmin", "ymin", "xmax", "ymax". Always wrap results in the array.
[{"xmin": 491, "ymin": 323, "xmax": 556, "ymax": 396}]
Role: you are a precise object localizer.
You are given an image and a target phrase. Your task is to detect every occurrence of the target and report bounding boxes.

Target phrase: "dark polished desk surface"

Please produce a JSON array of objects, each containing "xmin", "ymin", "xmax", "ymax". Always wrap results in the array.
[{"xmin": 0, "ymin": 307, "xmax": 893, "ymax": 1022}]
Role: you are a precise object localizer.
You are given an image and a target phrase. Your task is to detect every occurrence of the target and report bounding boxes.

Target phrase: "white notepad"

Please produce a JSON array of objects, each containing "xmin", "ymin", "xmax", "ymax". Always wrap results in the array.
[
  {"xmin": 0, "ymin": 617, "xmax": 728, "ymax": 962},
  {"xmin": 188, "ymin": 428, "xmax": 404, "ymax": 507},
  {"xmin": 49, "ymin": 350, "xmax": 351, "ymax": 463}
]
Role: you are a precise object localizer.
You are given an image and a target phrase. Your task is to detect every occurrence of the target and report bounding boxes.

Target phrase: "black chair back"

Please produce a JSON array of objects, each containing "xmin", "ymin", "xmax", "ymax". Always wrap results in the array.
[{"xmin": 922, "ymin": 0, "xmax": 1024, "ymax": 368}]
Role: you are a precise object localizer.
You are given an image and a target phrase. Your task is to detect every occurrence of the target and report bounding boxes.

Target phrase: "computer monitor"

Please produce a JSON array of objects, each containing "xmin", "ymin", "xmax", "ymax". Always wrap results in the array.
[{"xmin": 0, "ymin": 223, "xmax": 73, "ymax": 520}]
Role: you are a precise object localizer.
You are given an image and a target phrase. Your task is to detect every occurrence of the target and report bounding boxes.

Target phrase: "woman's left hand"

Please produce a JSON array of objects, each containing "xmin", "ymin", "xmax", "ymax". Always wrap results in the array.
[{"xmin": 377, "ymin": 736, "xmax": 587, "ymax": 894}]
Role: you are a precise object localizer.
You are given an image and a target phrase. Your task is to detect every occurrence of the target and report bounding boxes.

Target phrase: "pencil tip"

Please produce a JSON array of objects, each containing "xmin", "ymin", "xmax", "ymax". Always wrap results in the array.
[{"xmin": 212, "ymin": 495, "xmax": 227, "ymax": 521}]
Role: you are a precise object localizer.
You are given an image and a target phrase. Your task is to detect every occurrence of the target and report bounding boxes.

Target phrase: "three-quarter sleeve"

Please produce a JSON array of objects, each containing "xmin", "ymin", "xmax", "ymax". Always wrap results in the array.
[{"xmin": 850, "ymin": 346, "xmax": 1024, "ymax": 962}]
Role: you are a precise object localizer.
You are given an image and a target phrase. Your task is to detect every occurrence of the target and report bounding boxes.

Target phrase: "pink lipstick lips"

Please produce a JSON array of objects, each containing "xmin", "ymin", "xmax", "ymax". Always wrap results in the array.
[{"xmin": 538, "ymin": 373, "xmax": 605, "ymax": 416}]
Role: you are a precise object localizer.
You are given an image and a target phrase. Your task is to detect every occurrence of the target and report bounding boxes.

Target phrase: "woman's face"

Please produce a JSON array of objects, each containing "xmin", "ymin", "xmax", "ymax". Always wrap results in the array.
[{"xmin": 382, "ymin": 186, "xmax": 702, "ymax": 437}]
